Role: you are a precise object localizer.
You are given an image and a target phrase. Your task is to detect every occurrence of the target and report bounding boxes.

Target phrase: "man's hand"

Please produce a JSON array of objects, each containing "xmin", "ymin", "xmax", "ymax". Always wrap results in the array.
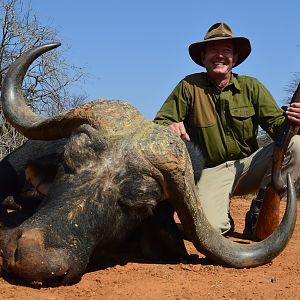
[
  {"xmin": 168, "ymin": 122, "xmax": 190, "ymax": 141},
  {"xmin": 286, "ymin": 102, "xmax": 300, "ymax": 125}
]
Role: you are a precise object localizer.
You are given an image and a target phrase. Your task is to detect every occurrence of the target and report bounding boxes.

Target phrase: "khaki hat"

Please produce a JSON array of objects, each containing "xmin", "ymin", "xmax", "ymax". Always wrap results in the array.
[{"xmin": 188, "ymin": 22, "xmax": 251, "ymax": 67}]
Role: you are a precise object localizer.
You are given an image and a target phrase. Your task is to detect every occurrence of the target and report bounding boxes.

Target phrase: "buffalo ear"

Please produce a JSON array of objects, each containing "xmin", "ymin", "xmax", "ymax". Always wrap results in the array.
[
  {"xmin": 183, "ymin": 140, "xmax": 205, "ymax": 183},
  {"xmin": 63, "ymin": 124, "xmax": 108, "ymax": 172}
]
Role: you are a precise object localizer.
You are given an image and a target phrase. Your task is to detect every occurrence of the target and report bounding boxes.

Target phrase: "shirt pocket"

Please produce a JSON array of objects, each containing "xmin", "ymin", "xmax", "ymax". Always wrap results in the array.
[{"xmin": 229, "ymin": 106, "xmax": 255, "ymax": 140}]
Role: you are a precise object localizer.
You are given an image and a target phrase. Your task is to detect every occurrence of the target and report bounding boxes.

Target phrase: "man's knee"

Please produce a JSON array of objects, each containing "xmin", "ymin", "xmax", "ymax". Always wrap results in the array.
[
  {"xmin": 216, "ymin": 221, "xmax": 231, "ymax": 235},
  {"xmin": 289, "ymin": 135, "xmax": 300, "ymax": 160},
  {"xmin": 283, "ymin": 135, "xmax": 300, "ymax": 181},
  {"xmin": 204, "ymin": 213, "xmax": 231, "ymax": 235},
  {"xmin": 286, "ymin": 135, "xmax": 300, "ymax": 165}
]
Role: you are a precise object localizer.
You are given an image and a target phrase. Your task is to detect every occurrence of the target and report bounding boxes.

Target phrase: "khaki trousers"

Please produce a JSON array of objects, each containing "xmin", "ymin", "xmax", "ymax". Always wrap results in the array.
[{"xmin": 196, "ymin": 135, "xmax": 300, "ymax": 234}]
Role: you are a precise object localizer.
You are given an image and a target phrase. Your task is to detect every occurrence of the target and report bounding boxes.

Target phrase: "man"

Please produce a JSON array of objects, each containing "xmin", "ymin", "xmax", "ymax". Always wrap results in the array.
[{"xmin": 154, "ymin": 22, "xmax": 300, "ymax": 237}]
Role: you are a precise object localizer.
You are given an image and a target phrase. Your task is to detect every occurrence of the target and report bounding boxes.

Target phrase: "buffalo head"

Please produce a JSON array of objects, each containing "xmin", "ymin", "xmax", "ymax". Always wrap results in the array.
[{"xmin": 0, "ymin": 43, "xmax": 297, "ymax": 285}]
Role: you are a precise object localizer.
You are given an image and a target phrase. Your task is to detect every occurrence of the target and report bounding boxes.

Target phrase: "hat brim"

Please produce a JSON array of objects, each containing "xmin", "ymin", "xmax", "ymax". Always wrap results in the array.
[{"xmin": 188, "ymin": 37, "xmax": 251, "ymax": 67}]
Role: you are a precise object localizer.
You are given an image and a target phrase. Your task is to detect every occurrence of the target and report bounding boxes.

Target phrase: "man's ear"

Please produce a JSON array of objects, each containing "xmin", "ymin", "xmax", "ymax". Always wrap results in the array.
[
  {"xmin": 233, "ymin": 53, "xmax": 238, "ymax": 66},
  {"xmin": 200, "ymin": 50, "xmax": 206, "ymax": 65}
]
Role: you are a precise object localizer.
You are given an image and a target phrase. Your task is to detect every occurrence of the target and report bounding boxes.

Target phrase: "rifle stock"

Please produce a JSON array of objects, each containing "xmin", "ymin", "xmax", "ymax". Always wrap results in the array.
[
  {"xmin": 253, "ymin": 83, "xmax": 300, "ymax": 240},
  {"xmin": 253, "ymin": 185, "xmax": 280, "ymax": 240}
]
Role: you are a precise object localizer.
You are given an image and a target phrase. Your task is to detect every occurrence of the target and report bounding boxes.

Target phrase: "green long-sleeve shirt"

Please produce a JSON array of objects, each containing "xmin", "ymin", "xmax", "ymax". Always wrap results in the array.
[{"xmin": 154, "ymin": 72, "xmax": 285, "ymax": 167}]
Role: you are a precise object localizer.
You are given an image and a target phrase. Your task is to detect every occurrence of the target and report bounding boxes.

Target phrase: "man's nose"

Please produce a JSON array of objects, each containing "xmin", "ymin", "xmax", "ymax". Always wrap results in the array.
[{"xmin": 215, "ymin": 50, "xmax": 225, "ymax": 56}]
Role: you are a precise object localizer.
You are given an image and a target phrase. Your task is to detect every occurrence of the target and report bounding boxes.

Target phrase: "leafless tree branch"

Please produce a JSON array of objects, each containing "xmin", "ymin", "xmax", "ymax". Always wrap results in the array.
[{"xmin": 0, "ymin": 0, "xmax": 88, "ymax": 158}]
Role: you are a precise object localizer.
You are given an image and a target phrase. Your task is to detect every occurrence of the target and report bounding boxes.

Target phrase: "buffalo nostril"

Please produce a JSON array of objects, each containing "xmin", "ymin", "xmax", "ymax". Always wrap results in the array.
[
  {"xmin": 7, "ymin": 228, "xmax": 71, "ymax": 283},
  {"xmin": 4, "ymin": 228, "xmax": 23, "ymax": 268}
]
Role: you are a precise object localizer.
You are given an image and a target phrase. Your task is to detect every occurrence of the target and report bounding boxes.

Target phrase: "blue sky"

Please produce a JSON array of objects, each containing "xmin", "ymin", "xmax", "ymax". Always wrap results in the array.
[{"xmin": 28, "ymin": 0, "xmax": 300, "ymax": 119}]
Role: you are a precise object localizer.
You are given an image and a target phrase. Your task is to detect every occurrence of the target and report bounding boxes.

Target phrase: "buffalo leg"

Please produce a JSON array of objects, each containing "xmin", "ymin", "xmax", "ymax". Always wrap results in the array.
[
  {"xmin": 140, "ymin": 201, "xmax": 189, "ymax": 261},
  {"xmin": 0, "ymin": 159, "xmax": 22, "ymax": 202}
]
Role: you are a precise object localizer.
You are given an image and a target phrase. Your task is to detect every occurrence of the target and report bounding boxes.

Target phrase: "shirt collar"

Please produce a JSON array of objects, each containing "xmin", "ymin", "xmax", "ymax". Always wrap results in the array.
[
  {"xmin": 230, "ymin": 73, "xmax": 242, "ymax": 92},
  {"xmin": 205, "ymin": 72, "xmax": 241, "ymax": 93}
]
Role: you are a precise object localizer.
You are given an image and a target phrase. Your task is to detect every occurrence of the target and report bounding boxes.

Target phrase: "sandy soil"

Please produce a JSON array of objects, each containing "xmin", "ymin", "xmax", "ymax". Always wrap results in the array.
[{"xmin": 0, "ymin": 198, "xmax": 299, "ymax": 300}]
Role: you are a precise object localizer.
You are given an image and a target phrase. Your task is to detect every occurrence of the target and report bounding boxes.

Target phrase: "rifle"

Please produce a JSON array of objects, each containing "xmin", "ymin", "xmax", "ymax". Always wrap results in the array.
[{"xmin": 253, "ymin": 83, "xmax": 300, "ymax": 240}]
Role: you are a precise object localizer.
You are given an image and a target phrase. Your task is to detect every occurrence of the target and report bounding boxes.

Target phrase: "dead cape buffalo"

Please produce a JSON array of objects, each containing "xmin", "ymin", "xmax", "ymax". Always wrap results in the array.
[{"xmin": 0, "ymin": 43, "xmax": 297, "ymax": 285}]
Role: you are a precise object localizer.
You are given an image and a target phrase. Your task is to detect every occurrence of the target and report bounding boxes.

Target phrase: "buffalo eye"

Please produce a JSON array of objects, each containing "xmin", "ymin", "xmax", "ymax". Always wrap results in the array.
[{"xmin": 118, "ymin": 173, "xmax": 162, "ymax": 217}]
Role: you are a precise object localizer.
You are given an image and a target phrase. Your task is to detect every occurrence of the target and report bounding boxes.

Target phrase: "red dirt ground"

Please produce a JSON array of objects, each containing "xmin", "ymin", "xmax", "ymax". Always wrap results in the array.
[{"xmin": 0, "ymin": 198, "xmax": 299, "ymax": 299}]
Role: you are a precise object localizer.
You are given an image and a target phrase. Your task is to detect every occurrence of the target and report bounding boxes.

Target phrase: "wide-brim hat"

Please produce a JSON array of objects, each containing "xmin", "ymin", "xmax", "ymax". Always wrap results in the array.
[{"xmin": 188, "ymin": 22, "xmax": 251, "ymax": 67}]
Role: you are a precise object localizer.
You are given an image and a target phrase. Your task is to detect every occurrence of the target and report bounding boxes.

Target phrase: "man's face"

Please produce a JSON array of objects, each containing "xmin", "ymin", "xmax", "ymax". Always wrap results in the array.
[{"xmin": 201, "ymin": 40, "xmax": 238, "ymax": 80}]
